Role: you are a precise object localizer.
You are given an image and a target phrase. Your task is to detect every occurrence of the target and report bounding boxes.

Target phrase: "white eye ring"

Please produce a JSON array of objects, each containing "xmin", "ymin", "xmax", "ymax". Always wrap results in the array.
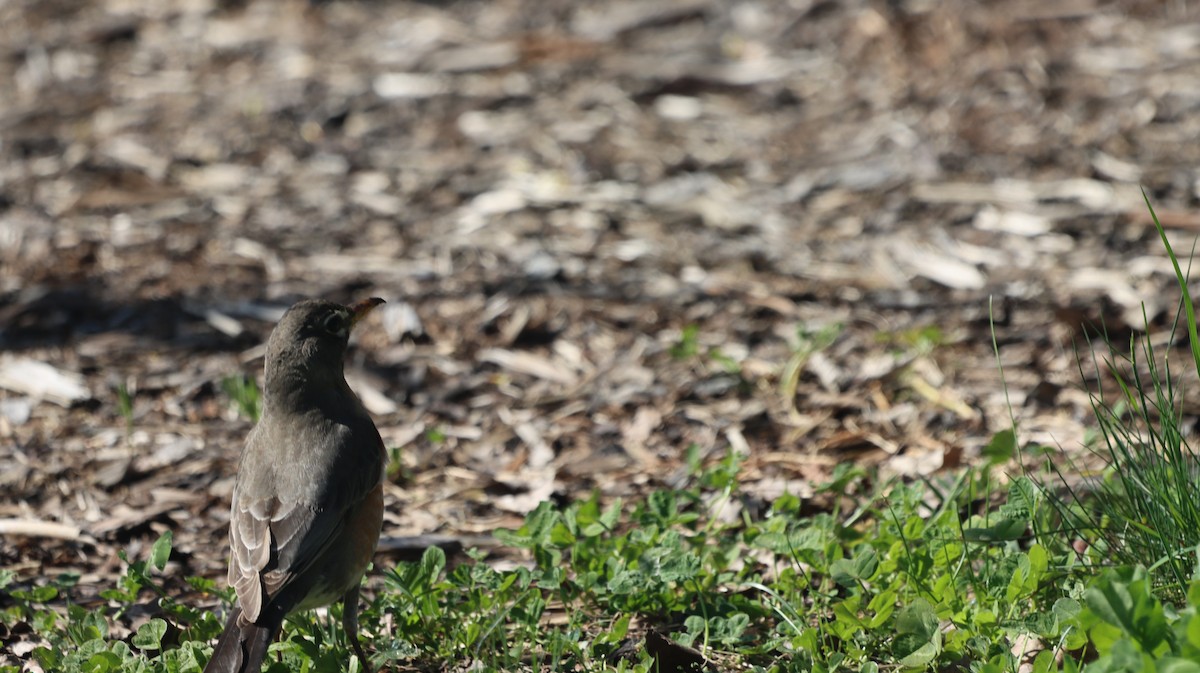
[{"xmin": 322, "ymin": 312, "xmax": 348, "ymax": 335}]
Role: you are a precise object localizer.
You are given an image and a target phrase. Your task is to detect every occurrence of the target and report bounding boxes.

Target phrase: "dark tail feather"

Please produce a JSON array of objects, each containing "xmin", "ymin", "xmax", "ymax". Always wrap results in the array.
[{"xmin": 203, "ymin": 607, "xmax": 282, "ymax": 673}]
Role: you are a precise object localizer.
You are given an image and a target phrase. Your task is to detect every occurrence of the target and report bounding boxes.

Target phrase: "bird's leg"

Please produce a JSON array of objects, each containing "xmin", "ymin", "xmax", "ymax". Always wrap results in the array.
[{"xmin": 341, "ymin": 584, "xmax": 373, "ymax": 673}]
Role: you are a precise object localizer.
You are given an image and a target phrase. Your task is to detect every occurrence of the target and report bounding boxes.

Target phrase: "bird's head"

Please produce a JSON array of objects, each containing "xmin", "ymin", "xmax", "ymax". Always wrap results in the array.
[{"xmin": 264, "ymin": 297, "xmax": 385, "ymax": 385}]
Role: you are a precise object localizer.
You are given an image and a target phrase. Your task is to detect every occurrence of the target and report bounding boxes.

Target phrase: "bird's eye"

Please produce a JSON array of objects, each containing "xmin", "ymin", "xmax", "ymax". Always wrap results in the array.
[{"xmin": 322, "ymin": 312, "xmax": 347, "ymax": 335}]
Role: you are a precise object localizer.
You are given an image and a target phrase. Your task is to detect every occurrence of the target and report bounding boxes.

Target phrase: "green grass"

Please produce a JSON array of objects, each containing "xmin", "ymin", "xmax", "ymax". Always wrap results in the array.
[
  {"xmin": 8, "ymin": 447, "xmax": 1200, "ymax": 672},
  {"xmin": 1038, "ymin": 196, "xmax": 1200, "ymax": 607},
  {"xmin": 2, "ymin": 456, "xmax": 1197, "ymax": 671}
]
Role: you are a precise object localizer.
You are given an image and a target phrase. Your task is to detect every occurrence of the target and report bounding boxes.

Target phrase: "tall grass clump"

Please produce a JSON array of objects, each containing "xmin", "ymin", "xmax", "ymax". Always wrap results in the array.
[{"xmin": 1052, "ymin": 195, "xmax": 1200, "ymax": 602}]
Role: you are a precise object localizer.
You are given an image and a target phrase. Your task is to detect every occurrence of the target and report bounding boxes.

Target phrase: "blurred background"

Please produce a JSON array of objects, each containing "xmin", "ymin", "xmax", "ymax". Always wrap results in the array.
[{"xmin": 2, "ymin": 0, "xmax": 1199, "ymax": 600}]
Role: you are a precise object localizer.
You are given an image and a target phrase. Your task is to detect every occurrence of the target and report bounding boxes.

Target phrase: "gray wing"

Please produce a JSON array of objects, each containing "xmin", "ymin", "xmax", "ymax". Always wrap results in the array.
[{"xmin": 227, "ymin": 419, "xmax": 383, "ymax": 622}]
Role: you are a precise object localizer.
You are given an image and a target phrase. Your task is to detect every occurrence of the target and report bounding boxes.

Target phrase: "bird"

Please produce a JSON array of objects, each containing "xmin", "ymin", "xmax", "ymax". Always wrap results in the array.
[{"xmin": 203, "ymin": 297, "xmax": 387, "ymax": 673}]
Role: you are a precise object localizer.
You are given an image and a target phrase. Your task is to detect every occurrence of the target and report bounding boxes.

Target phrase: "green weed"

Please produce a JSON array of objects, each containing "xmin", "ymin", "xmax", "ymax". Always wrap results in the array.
[
  {"xmin": 779, "ymin": 322, "xmax": 843, "ymax": 409},
  {"xmin": 116, "ymin": 381, "xmax": 134, "ymax": 432},
  {"xmin": 221, "ymin": 374, "xmax": 261, "ymax": 422}
]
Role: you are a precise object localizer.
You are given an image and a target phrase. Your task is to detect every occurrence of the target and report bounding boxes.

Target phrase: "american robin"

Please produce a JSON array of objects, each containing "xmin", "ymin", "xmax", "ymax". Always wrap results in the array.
[{"xmin": 204, "ymin": 298, "xmax": 387, "ymax": 673}]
